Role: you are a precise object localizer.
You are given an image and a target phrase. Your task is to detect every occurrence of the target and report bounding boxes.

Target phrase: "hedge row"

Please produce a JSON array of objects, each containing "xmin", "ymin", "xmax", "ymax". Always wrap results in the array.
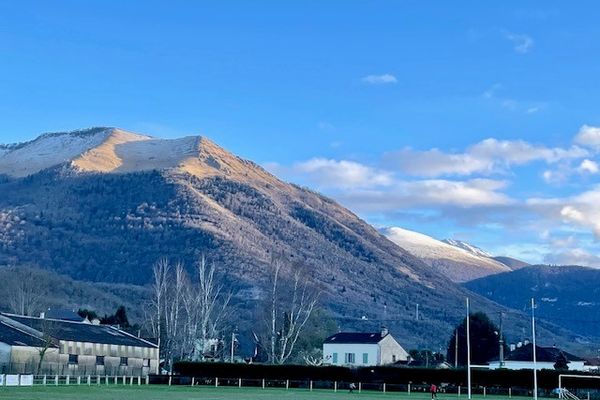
[{"xmin": 172, "ymin": 362, "xmax": 600, "ymax": 389}]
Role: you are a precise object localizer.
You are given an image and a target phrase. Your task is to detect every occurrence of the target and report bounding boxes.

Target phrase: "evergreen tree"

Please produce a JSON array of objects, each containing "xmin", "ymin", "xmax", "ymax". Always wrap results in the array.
[
  {"xmin": 554, "ymin": 352, "xmax": 569, "ymax": 370},
  {"xmin": 447, "ymin": 312, "xmax": 504, "ymax": 366}
]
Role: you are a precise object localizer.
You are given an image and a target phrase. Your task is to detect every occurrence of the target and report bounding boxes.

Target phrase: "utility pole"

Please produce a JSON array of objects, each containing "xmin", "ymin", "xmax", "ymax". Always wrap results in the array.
[
  {"xmin": 416, "ymin": 303, "xmax": 419, "ymax": 321},
  {"xmin": 499, "ymin": 312, "xmax": 504, "ymax": 368},
  {"xmin": 466, "ymin": 298, "xmax": 471, "ymax": 400},
  {"xmin": 454, "ymin": 329, "xmax": 458, "ymax": 368},
  {"xmin": 531, "ymin": 298, "xmax": 538, "ymax": 400},
  {"xmin": 230, "ymin": 331, "xmax": 237, "ymax": 363}
]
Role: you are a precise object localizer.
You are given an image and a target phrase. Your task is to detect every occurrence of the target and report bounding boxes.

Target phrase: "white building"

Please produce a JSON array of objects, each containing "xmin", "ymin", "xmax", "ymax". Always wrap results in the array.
[
  {"xmin": 488, "ymin": 343, "xmax": 586, "ymax": 371},
  {"xmin": 322, "ymin": 329, "xmax": 408, "ymax": 367}
]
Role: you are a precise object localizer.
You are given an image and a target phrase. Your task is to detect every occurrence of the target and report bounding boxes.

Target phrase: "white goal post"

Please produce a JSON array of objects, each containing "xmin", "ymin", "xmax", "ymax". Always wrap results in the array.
[{"xmin": 558, "ymin": 374, "xmax": 600, "ymax": 400}]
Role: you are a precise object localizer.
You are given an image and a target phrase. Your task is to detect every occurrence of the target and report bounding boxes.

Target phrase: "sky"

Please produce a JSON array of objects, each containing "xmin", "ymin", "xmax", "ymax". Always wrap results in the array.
[{"xmin": 1, "ymin": 1, "xmax": 600, "ymax": 266}]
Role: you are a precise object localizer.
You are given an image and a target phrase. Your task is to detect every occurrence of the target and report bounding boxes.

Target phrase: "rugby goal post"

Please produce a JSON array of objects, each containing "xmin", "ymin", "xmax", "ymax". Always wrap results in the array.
[{"xmin": 558, "ymin": 374, "xmax": 600, "ymax": 400}]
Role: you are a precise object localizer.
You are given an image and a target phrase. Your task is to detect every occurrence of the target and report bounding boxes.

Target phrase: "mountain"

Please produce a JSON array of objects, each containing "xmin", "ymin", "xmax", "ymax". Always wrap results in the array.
[
  {"xmin": 384, "ymin": 227, "xmax": 511, "ymax": 282},
  {"xmin": 492, "ymin": 256, "xmax": 530, "ymax": 270},
  {"xmin": 442, "ymin": 239, "xmax": 492, "ymax": 258},
  {"xmin": 0, "ymin": 128, "xmax": 594, "ymax": 352},
  {"xmin": 465, "ymin": 265, "xmax": 600, "ymax": 338}
]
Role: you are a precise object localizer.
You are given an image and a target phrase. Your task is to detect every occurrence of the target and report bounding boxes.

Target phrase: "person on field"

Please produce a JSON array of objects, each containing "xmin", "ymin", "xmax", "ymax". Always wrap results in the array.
[
  {"xmin": 430, "ymin": 383, "xmax": 438, "ymax": 399},
  {"xmin": 349, "ymin": 382, "xmax": 356, "ymax": 393}
]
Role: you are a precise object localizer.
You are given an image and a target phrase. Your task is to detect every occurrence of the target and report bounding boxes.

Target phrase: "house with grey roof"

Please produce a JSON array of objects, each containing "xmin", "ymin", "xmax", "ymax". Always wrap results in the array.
[
  {"xmin": 487, "ymin": 342, "xmax": 585, "ymax": 371},
  {"xmin": 323, "ymin": 328, "xmax": 409, "ymax": 366},
  {"xmin": 0, "ymin": 313, "xmax": 158, "ymax": 376}
]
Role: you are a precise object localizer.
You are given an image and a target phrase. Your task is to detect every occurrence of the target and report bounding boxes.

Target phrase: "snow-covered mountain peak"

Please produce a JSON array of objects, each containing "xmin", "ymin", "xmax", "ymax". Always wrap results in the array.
[
  {"xmin": 0, "ymin": 128, "xmax": 281, "ymax": 184},
  {"xmin": 442, "ymin": 239, "xmax": 492, "ymax": 258},
  {"xmin": 0, "ymin": 128, "xmax": 116, "ymax": 177},
  {"xmin": 384, "ymin": 227, "xmax": 510, "ymax": 282}
]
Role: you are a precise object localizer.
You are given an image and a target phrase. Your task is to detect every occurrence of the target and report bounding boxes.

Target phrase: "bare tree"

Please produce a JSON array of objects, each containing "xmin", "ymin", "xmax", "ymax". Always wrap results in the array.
[
  {"xmin": 192, "ymin": 256, "xmax": 232, "ymax": 360},
  {"xmin": 267, "ymin": 257, "xmax": 319, "ymax": 364},
  {"xmin": 4, "ymin": 267, "xmax": 45, "ymax": 316},
  {"xmin": 147, "ymin": 256, "xmax": 233, "ymax": 368},
  {"xmin": 36, "ymin": 319, "xmax": 57, "ymax": 374}
]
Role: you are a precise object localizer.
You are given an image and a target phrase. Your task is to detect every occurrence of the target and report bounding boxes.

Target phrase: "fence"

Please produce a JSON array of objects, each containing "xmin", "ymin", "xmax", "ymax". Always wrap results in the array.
[
  {"xmin": 149, "ymin": 375, "xmax": 600, "ymax": 399},
  {"xmin": 0, "ymin": 373, "xmax": 149, "ymax": 387},
  {"xmin": 0, "ymin": 362, "xmax": 148, "ymax": 377}
]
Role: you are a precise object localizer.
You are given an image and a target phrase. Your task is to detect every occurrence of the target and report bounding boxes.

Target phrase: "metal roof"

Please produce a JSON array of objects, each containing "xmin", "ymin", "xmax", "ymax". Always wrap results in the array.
[
  {"xmin": 2, "ymin": 314, "xmax": 157, "ymax": 348},
  {"xmin": 0, "ymin": 320, "xmax": 56, "ymax": 348}
]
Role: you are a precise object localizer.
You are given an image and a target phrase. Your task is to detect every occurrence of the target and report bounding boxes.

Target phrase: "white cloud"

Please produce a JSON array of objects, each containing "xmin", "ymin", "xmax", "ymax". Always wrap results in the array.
[
  {"xmin": 505, "ymin": 32, "xmax": 534, "ymax": 54},
  {"xmin": 337, "ymin": 178, "xmax": 513, "ymax": 212},
  {"xmin": 385, "ymin": 138, "xmax": 588, "ymax": 177},
  {"xmin": 528, "ymin": 186, "xmax": 600, "ymax": 238},
  {"xmin": 294, "ymin": 158, "xmax": 393, "ymax": 188},
  {"xmin": 574, "ymin": 125, "xmax": 600, "ymax": 148},
  {"xmin": 362, "ymin": 74, "xmax": 398, "ymax": 85},
  {"xmin": 544, "ymin": 248, "xmax": 600, "ymax": 268},
  {"xmin": 578, "ymin": 159, "xmax": 599, "ymax": 174}
]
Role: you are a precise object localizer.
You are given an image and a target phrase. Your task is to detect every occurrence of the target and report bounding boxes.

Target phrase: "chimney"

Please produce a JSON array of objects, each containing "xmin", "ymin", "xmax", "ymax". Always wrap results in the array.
[
  {"xmin": 39, "ymin": 312, "xmax": 45, "ymax": 319},
  {"xmin": 381, "ymin": 327, "xmax": 389, "ymax": 337},
  {"xmin": 523, "ymin": 339, "xmax": 530, "ymax": 346},
  {"xmin": 517, "ymin": 341, "xmax": 522, "ymax": 348},
  {"xmin": 510, "ymin": 344, "xmax": 516, "ymax": 352},
  {"xmin": 91, "ymin": 318, "xmax": 100, "ymax": 325}
]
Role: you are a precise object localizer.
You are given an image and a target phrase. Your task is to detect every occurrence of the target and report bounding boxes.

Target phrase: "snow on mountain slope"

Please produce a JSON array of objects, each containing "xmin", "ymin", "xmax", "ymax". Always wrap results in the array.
[
  {"xmin": 442, "ymin": 239, "xmax": 492, "ymax": 258},
  {"xmin": 0, "ymin": 128, "xmax": 113, "ymax": 177},
  {"xmin": 1, "ymin": 128, "xmax": 288, "ymax": 187},
  {"xmin": 384, "ymin": 227, "xmax": 510, "ymax": 282}
]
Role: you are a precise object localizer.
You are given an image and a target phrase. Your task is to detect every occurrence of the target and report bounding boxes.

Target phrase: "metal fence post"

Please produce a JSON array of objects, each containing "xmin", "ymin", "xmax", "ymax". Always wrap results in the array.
[
  {"xmin": 191, "ymin": 377, "xmax": 195, "ymax": 386},
  {"xmin": 310, "ymin": 380, "xmax": 313, "ymax": 391},
  {"xmin": 408, "ymin": 383, "xmax": 411, "ymax": 395},
  {"xmin": 484, "ymin": 387, "xmax": 486, "ymax": 397},
  {"xmin": 262, "ymin": 378, "xmax": 265, "ymax": 389},
  {"xmin": 509, "ymin": 388, "xmax": 512, "ymax": 398},
  {"xmin": 215, "ymin": 377, "xmax": 218, "ymax": 387},
  {"xmin": 286, "ymin": 379, "xmax": 289, "ymax": 390},
  {"xmin": 383, "ymin": 383, "xmax": 386, "ymax": 393},
  {"xmin": 43, "ymin": 375, "xmax": 47, "ymax": 386},
  {"xmin": 359, "ymin": 382, "xmax": 362, "ymax": 393},
  {"xmin": 66, "ymin": 376, "xmax": 70, "ymax": 385},
  {"xmin": 55, "ymin": 375, "xmax": 58, "ymax": 386},
  {"xmin": 334, "ymin": 381, "xmax": 337, "ymax": 392},
  {"xmin": 239, "ymin": 378, "xmax": 242, "ymax": 388},
  {"xmin": 168, "ymin": 375, "xmax": 172, "ymax": 386},
  {"xmin": 458, "ymin": 386, "xmax": 461, "ymax": 397}
]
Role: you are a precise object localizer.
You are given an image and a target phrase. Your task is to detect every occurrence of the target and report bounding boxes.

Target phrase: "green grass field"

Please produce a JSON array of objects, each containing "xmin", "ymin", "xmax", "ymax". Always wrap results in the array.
[{"xmin": 0, "ymin": 386, "xmax": 534, "ymax": 400}]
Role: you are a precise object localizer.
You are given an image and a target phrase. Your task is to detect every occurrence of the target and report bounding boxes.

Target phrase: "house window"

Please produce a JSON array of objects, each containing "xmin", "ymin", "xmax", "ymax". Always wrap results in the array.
[
  {"xmin": 363, "ymin": 353, "xmax": 369, "ymax": 364},
  {"xmin": 120, "ymin": 357, "xmax": 128, "ymax": 366},
  {"xmin": 96, "ymin": 356, "xmax": 105, "ymax": 366},
  {"xmin": 392, "ymin": 355, "xmax": 397, "ymax": 362},
  {"xmin": 345, "ymin": 353, "xmax": 355, "ymax": 364},
  {"xmin": 332, "ymin": 353, "xmax": 338, "ymax": 364},
  {"xmin": 68, "ymin": 354, "xmax": 78, "ymax": 365}
]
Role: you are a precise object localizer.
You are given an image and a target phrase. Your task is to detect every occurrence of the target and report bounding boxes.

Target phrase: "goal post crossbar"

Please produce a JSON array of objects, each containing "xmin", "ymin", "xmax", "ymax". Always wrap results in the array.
[
  {"xmin": 559, "ymin": 374, "xmax": 600, "ymax": 399},
  {"xmin": 559, "ymin": 374, "xmax": 600, "ymax": 389}
]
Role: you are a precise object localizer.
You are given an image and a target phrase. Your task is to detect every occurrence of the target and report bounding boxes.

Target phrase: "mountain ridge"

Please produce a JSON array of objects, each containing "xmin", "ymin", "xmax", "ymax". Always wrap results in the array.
[
  {"xmin": 0, "ymin": 127, "xmax": 595, "ymax": 352},
  {"xmin": 384, "ymin": 227, "xmax": 511, "ymax": 282}
]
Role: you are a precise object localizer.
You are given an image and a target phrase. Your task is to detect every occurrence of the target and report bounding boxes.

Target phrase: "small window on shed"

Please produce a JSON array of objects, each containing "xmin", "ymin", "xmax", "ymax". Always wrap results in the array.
[
  {"xmin": 68, "ymin": 354, "xmax": 78, "ymax": 364},
  {"xmin": 96, "ymin": 356, "xmax": 105, "ymax": 366},
  {"xmin": 120, "ymin": 357, "xmax": 128, "ymax": 366}
]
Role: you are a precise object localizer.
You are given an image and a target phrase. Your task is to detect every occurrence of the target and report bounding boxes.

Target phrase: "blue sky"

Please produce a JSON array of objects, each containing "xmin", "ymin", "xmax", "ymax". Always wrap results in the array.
[{"xmin": 1, "ymin": 1, "xmax": 600, "ymax": 265}]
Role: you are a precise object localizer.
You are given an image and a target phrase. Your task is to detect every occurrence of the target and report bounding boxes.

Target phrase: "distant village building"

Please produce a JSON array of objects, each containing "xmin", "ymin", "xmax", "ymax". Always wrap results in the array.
[
  {"xmin": 0, "ymin": 313, "xmax": 158, "ymax": 376},
  {"xmin": 488, "ymin": 342, "xmax": 585, "ymax": 371},
  {"xmin": 322, "ymin": 329, "xmax": 409, "ymax": 366}
]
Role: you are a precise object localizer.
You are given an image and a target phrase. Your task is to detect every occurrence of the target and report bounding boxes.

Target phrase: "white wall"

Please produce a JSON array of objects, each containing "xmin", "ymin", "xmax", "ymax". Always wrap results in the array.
[
  {"xmin": 379, "ymin": 335, "xmax": 409, "ymax": 365},
  {"xmin": 323, "ymin": 343, "xmax": 379, "ymax": 366},
  {"xmin": 488, "ymin": 360, "xmax": 586, "ymax": 371},
  {"xmin": 0, "ymin": 342, "xmax": 11, "ymax": 370}
]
